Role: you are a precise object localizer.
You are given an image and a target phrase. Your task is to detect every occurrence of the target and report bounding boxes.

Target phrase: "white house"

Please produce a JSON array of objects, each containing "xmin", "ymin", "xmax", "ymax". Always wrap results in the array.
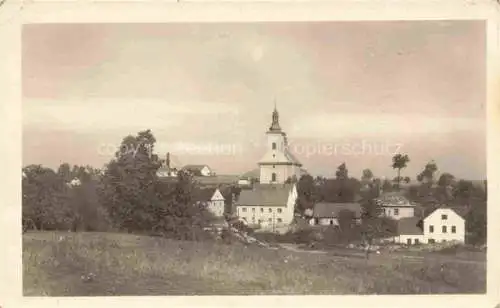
[
  {"xmin": 375, "ymin": 192, "xmax": 416, "ymax": 220},
  {"xmin": 194, "ymin": 188, "xmax": 226, "ymax": 217},
  {"xmin": 183, "ymin": 165, "xmax": 212, "ymax": 177},
  {"xmin": 389, "ymin": 207, "xmax": 467, "ymax": 245},
  {"xmin": 423, "ymin": 207, "xmax": 467, "ymax": 244},
  {"xmin": 235, "ymin": 183, "xmax": 297, "ymax": 232},
  {"xmin": 309, "ymin": 202, "xmax": 363, "ymax": 226}
]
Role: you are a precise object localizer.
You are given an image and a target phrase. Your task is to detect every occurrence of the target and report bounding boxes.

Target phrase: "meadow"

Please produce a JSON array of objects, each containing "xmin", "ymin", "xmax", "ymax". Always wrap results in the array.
[{"xmin": 23, "ymin": 231, "xmax": 486, "ymax": 296}]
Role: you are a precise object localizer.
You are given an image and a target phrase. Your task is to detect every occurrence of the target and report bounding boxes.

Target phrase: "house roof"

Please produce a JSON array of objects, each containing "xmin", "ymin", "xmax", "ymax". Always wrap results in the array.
[
  {"xmin": 236, "ymin": 184, "xmax": 293, "ymax": 207},
  {"xmin": 194, "ymin": 175, "xmax": 239, "ymax": 186},
  {"xmin": 423, "ymin": 205, "xmax": 470, "ymax": 220},
  {"xmin": 397, "ymin": 217, "xmax": 423, "ymax": 235},
  {"xmin": 183, "ymin": 165, "xmax": 210, "ymax": 171},
  {"xmin": 313, "ymin": 202, "xmax": 362, "ymax": 218},
  {"xmin": 193, "ymin": 188, "xmax": 218, "ymax": 202},
  {"xmin": 241, "ymin": 168, "xmax": 260, "ymax": 179},
  {"xmin": 375, "ymin": 192, "xmax": 414, "ymax": 207}
]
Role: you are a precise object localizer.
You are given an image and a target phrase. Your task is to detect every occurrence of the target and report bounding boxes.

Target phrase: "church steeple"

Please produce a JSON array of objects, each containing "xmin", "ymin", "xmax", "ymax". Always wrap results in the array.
[{"xmin": 269, "ymin": 102, "xmax": 282, "ymax": 132}]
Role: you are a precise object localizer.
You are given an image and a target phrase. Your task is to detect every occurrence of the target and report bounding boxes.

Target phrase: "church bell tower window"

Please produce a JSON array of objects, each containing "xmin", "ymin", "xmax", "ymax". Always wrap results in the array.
[
  {"xmin": 272, "ymin": 142, "xmax": 276, "ymax": 150},
  {"xmin": 271, "ymin": 173, "xmax": 277, "ymax": 182}
]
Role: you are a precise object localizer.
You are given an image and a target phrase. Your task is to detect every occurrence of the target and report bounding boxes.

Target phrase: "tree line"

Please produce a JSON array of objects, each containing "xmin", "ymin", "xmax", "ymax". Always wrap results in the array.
[
  {"xmin": 293, "ymin": 155, "xmax": 487, "ymax": 245},
  {"xmin": 22, "ymin": 129, "xmax": 216, "ymax": 240}
]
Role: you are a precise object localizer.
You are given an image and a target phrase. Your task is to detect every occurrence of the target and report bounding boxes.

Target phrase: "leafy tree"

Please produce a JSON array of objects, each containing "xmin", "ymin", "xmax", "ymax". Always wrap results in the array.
[
  {"xmin": 335, "ymin": 162, "xmax": 348, "ymax": 181},
  {"xmin": 417, "ymin": 160, "xmax": 438, "ymax": 184},
  {"xmin": 100, "ymin": 129, "xmax": 214, "ymax": 240},
  {"xmin": 436, "ymin": 172, "xmax": 455, "ymax": 202},
  {"xmin": 403, "ymin": 176, "xmax": 411, "ymax": 184},
  {"xmin": 391, "ymin": 154, "xmax": 410, "ymax": 189},
  {"xmin": 337, "ymin": 209, "xmax": 356, "ymax": 232},
  {"xmin": 382, "ymin": 179, "xmax": 392, "ymax": 192},
  {"xmin": 22, "ymin": 165, "xmax": 74, "ymax": 231},
  {"xmin": 295, "ymin": 174, "xmax": 317, "ymax": 215},
  {"xmin": 361, "ymin": 169, "xmax": 374, "ymax": 182}
]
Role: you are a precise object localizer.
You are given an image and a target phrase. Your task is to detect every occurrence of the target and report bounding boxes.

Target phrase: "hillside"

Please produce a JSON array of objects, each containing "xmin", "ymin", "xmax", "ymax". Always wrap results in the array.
[{"xmin": 23, "ymin": 232, "xmax": 486, "ymax": 296}]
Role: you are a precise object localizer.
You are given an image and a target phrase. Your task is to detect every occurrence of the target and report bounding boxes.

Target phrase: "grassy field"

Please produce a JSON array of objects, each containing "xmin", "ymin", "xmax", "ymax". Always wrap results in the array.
[{"xmin": 23, "ymin": 231, "xmax": 486, "ymax": 296}]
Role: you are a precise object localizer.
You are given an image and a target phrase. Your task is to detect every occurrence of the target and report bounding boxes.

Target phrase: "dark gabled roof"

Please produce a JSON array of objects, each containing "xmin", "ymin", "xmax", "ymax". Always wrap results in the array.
[
  {"xmin": 397, "ymin": 217, "xmax": 423, "ymax": 235},
  {"xmin": 313, "ymin": 202, "xmax": 362, "ymax": 218},
  {"xmin": 241, "ymin": 168, "xmax": 260, "ymax": 179},
  {"xmin": 236, "ymin": 184, "xmax": 293, "ymax": 207},
  {"xmin": 192, "ymin": 187, "xmax": 217, "ymax": 203},
  {"xmin": 194, "ymin": 175, "xmax": 239, "ymax": 185}
]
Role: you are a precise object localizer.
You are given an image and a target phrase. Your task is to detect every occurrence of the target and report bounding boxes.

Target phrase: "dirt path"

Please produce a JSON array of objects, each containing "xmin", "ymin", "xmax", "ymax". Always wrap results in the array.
[{"xmin": 278, "ymin": 243, "xmax": 486, "ymax": 265}]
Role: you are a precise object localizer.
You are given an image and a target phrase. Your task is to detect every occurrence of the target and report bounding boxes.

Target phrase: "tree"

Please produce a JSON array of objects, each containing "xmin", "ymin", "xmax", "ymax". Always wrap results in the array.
[
  {"xmin": 382, "ymin": 179, "xmax": 392, "ymax": 192},
  {"xmin": 337, "ymin": 209, "xmax": 356, "ymax": 232},
  {"xmin": 99, "ymin": 130, "xmax": 161, "ymax": 232},
  {"xmin": 295, "ymin": 174, "xmax": 317, "ymax": 215},
  {"xmin": 361, "ymin": 169, "xmax": 374, "ymax": 182},
  {"xmin": 100, "ymin": 129, "xmax": 214, "ymax": 240},
  {"xmin": 22, "ymin": 165, "xmax": 74, "ymax": 231},
  {"xmin": 335, "ymin": 162, "xmax": 349, "ymax": 181},
  {"xmin": 417, "ymin": 160, "xmax": 438, "ymax": 184},
  {"xmin": 403, "ymin": 176, "xmax": 411, "ymax": 184},
  {"xmin": 436, "ymin": 172, "xmax": 455, "ymax": 202},
  {"xmin": 391, "ymin": 154, "xmax": 410, "ymax": 190}
]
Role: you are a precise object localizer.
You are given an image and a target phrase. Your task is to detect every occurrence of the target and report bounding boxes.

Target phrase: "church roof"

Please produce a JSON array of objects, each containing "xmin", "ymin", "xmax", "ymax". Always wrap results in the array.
[{"xmin": 236, "ymin": 184, "xmax": 294, "ymax": 207}]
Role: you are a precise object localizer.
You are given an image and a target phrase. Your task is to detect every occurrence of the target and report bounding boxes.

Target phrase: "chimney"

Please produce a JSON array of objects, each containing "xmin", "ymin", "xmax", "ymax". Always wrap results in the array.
[{"xmin": 166, "ymin": 152, "xmax": 170, "ymax": 169}]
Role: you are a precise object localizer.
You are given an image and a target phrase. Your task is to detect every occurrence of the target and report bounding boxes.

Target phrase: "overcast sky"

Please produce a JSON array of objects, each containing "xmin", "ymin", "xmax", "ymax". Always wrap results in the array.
[{"xmin": 22, "ymin": 21, "xmax": 486, "ymax": 180}]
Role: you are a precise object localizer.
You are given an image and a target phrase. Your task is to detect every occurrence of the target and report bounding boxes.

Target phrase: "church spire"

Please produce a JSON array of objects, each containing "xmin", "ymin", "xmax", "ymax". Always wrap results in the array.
[{"xmin": 269, "ymin": 101, "xmax": 282, "ymax": 132}]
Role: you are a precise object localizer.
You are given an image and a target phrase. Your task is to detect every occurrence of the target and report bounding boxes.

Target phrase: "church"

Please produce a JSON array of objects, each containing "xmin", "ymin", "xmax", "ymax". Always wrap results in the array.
[{"xmin": 235, "ymin": 106, "xmax": 306, "ymax": 232}]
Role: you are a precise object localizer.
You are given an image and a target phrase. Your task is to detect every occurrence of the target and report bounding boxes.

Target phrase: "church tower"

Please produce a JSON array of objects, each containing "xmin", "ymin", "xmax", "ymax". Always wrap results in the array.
[{"xmin": 258, "ymin": 105, "xmax": 302, "ymax": 184}]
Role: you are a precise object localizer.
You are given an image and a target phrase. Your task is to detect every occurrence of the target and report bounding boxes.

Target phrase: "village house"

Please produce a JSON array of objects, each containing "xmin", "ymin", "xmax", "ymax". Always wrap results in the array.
[
  {"xmin": 236, "ymin": 183, "xmax": 297, "ymax": 231},
  {"xmin": 194, "ymin": 187, "xmax": 226, "ymax": 217},
  {"xmin": 182, "ymin": 164, "xmax": 213, "ymax": 177},
  {"xmin": 309, "ymin": 202, "xmax": 363, "ymax": 226},
  {"xmin": 235, "ymin": 106, "xmax": 301, "ymax": 232},
  {"xmin": 389, "ymin": 207, "xmax": 467, "ymax": 245},
  {"xmin": 375, "ymin": 191, "xmax": 416, "ymax": 220}
]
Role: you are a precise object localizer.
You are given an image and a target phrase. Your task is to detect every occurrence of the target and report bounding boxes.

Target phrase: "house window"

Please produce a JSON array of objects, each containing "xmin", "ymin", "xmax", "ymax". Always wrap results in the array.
[
  {"xmin": 414, "ymin": 239, "xmax": 420, "ymax": 244},
  {"xmin": 394, "ymin": 208, "xmax": 399, "ymax": 216},
  {"xmin": 268, "ymin": 208, "xmax": 272, "ymax": 213},
  {"xmin": 451, "ymin": 226, "xmax": 456, "ymax": 233},
  {"xmin": 407, "ymin": 238, "xmax": 412, "ymax": 245},
  {"xmin": 272, "ymin": 142, "xmax": 276, "ymax": 150},
  {"xmin": 273, "ymin": 165, "xmax": 275, "ymax": 169},
  {"xmin": 252, "ymin": 208, "xmax": 255, "ymax": 212},
  {"xmin": 242, "ymin": 208, "xmax": 247, "ymax": 212},
  {"xmin": 442, "ymin": 226, "xmax": 447, "ymax": 233},
  {"xmin": 277, "ymin": 208, "xmax": 282, "ymax": 214},
  {"xmin": 260, "ymin": 208, "xmax": 264, "ymax": 213},
  {"xmin": 441, "ymin": 214, "xmax": 448, "ymax": 220},
  {"xmin": 277, "ymin": 218, "xmax": 283, "ymax": 223},
  {"xmin": 271, "ymin": 173, "xmax": 277, "ymax": 182},
  {"xmin": 252, "ymin": 217, "xmax": 255, "ymax": 222},
  {"xmin": 428, "ymin": 239, "xmax": 435, "ymax": 244},
  {"xmin": 429, "ymin": 225, "xmax": 434, "ymax": 233},
  {"xmin": 268, "ymin": 218, "xmax": 272, "ymax": 222},
  {"xmin": 330, "ymin": 220, "xmax": 334, "ymax": 225}
]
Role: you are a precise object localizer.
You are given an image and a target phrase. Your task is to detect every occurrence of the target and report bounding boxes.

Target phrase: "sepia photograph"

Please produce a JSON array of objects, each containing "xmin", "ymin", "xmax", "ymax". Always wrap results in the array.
[{"xmin": 19, "ymin": 18, "xmax": 489, "ymax": 297}]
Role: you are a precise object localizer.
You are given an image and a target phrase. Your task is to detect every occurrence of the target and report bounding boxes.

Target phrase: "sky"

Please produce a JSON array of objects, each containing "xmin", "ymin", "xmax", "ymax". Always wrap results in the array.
[{"xmin": 22, "ymin": 21, "xmax": 486, "ymax": 180}]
